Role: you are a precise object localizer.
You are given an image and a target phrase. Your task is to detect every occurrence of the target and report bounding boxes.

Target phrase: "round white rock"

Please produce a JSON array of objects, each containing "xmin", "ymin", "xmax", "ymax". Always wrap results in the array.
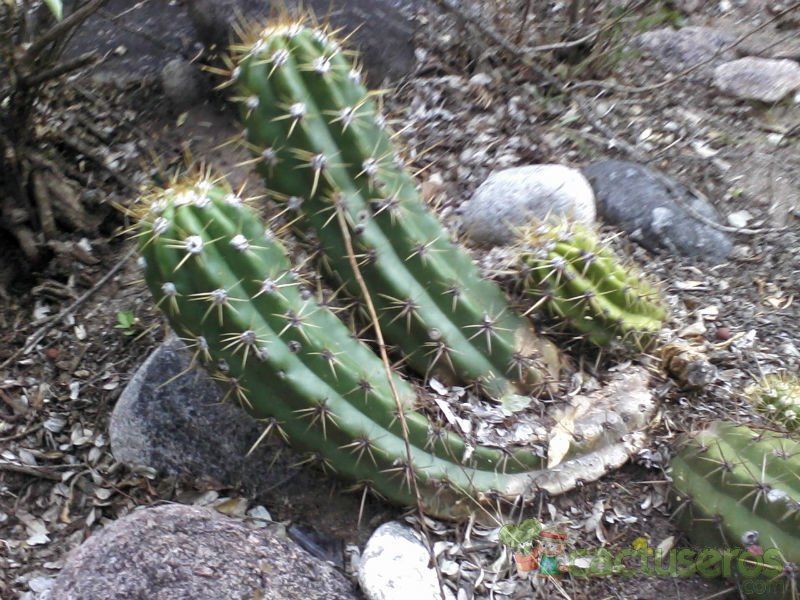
[
  {"xmin": 460, "ymin": 164, "xmax": 596, "ymax": 245},
  {"xmin": 358, "ymin": 521, "xmax": 455, "ymax": 600}
]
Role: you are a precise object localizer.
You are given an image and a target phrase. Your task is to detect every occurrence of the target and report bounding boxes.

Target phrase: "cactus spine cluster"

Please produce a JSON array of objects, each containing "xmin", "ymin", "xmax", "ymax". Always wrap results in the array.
[
  {"xmin": 509, "ymin": 221, "xmax": 665, "ymax": 349},
  {"xmin": 670, "ymin": 422, "xmax": 800, "ymax": 599},
  {"xmin": 747, "ymin": 373, "xmax": 800, "ymax": 431},
  {"xmin": 137, "ymin": 177, "xmax": 654, "ymax": 520},
  {"xmin": 229, "ymin": 22, "xmax": 563, "ymax": 403}
]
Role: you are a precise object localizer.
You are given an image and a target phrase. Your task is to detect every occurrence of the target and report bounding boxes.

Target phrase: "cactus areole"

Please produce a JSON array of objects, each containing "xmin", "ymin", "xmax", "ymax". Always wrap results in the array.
[
  {"xmin": 230, "ymin": 21, "xmax": 563, "ymax": 404},
  {"xmin": 136, "ymin": 176, "xmax": 654, "ymax": 520},
  {"xmin": 670, "ymin": 422, "xmax": 800, "ymax": 599}
]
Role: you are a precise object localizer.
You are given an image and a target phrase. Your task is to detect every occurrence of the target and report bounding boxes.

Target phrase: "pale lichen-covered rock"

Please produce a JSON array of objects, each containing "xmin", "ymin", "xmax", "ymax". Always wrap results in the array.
[
  {"xmin": 460, "ymin": 165, "xmax": 596, "ymax": 246},
  {"xmin": 713, "ymin": 57, "xmax": 800, "ymax": 103}
]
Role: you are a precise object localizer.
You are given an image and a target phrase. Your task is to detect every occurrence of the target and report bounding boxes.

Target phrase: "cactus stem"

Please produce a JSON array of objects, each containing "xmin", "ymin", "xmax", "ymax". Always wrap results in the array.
[
  {"xmin": 190, "ymin": 286, "xmax": 244, "ymax": 324},
  {"xmin": 423, "ymin": 340, "xmax": 457, "ymax": 375},
  {"xmin": 276, "ymin": 304, "xmax": 319, "ymax": 339},
  {"xmin": 220, "ymin": 328, "xmax": 265, "ymax": 366},
  {"xmin": 406, "ymin": 237, "xmax": 441, "ymax": 264}
]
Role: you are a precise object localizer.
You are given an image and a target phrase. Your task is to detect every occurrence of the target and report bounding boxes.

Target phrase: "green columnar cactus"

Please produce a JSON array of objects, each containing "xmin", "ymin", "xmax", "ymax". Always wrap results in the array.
[
  {"xmin": 136, "ymin": 176, "xmax": 654, "ymax": 520},
  {"xmin": 509, "ymin": 221, "xmax": 665, "ymax": 349},
  {"xmin": 228, "ymin": 22, "xmax": 563, "ymax": 404},
  {"xmin": 670, "ymin": 422, "xmax": 800, "ymax": 599},
  {"xmin": 747, "ymin": 373, "xmax": 800, "ymax": 431}
]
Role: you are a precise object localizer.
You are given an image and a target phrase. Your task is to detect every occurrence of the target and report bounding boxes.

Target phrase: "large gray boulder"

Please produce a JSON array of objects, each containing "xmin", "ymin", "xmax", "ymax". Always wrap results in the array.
[
  {"xmin": 110, "ymin": 338, "xmax": 274, "ymax": 489},
  {"xmin": 583, "ymin": 160, "xmax": 733, "ymax": 263},
  {"xmin": 50, "ymin": 504, "xmax": 358, "ymax": 600}
]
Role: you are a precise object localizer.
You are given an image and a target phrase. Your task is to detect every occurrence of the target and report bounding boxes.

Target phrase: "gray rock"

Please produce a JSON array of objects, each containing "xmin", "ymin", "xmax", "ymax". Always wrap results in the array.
[
  {"xmin": 583, "ymin": 160, "xmax": 733, "ymax": 263},
  {"xmin": 50, "ymin": 504, "xmax": 357, "ymax": 600},
  {"xmin": 713, "ymin": 57, "xmax": 800, "ymax": 103},
  {"xmin": 110, "ymin": 339, "xmax": 274, "ymax": 489},
  {"xmin": 460, "ymin": 165, "xmax": 596, "ymax": 246},
  {"xmin": 635, "ymin": 27, "xmax": 737, "ymax": 75},
  {"xmin": 187, "ymin": 0, "xmax": 418, "ymax": 85},
  {"xmin": 160, "ymin": 58, "xmax": 206, "ymax": 110},
  {"xmin": 358, "ymin": 522, "xmax": 454, "ymax": 600}
]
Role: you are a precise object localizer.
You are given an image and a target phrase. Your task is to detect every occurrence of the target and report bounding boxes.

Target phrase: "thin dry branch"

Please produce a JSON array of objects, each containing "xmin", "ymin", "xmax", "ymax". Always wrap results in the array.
[{"xmin": 334, "ymin": 205, "xmax": 448, "ymax": 599}]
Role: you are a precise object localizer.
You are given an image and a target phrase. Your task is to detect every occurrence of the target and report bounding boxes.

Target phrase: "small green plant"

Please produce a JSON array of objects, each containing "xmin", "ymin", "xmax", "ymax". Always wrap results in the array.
[
  {"xmin": 114, "ymin": 310, "xmax": 139, "ymax": 336},
  {"xmin": 499, "ymin": 518, "xmax": 542, "ymax": 554}
]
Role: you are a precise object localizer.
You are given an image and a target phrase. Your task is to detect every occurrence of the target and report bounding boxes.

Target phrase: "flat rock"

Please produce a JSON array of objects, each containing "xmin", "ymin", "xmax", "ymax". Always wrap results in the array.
[
  {"xmin": 358, "ymin": 521, "xmax": 454, "ymax": 600},
  {"xmin": 460, "ymin": 164, "xmax": 596, "ymax": 246},
  {"xmin": 110, "ymin": 338, "xmax": 275, "ymax": 490},
  {"xmin": 635, "ymin": 26, "xmax": 737, "ymax": 75},
  {"xmin": 49, "ymin": 504, "xmax": 358, "ymax": 600},
  {"xmin": 583, "ymin": 160, "xmax": 732, "ymax": 263},
  {"xmin": 713, "ymin": 57, "xmax": 800, "ymax": 103}
]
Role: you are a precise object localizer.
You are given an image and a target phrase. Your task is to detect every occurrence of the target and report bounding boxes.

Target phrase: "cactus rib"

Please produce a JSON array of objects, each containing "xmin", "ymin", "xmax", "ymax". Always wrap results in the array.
[{"xmin": 230, "ymin": 22, "xmax": 563, "ymax": 402}]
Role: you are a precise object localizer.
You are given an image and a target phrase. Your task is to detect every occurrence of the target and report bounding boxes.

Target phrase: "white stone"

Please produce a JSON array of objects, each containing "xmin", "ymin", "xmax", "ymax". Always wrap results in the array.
[
  {"xmin": 358, "ymin": 522, "xmax": 455, "ymax": 600},
  {"xmin": 714, "ymin": 58, "xmax": 800, "ymax": 103},
  {"xmin": 727, "ymin": 210, "xmax": 751, "ymax": 228},
  {"xmin": 460, "ymin": 164, "xmax": 596, "ymax": 246}
]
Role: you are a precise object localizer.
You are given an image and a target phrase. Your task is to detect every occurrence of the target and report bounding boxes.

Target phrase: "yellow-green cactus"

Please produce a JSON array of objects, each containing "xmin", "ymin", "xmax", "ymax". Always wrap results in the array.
[{"xmin": 509, "ymin": 221, "xmax": 666, "ymax": 350}]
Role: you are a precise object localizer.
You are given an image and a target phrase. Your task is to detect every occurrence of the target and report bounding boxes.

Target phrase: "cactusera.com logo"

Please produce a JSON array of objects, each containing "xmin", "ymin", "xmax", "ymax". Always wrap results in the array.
[{"xmin": 501, "ymin": 519, "xmax": 797, "ymax": 596}]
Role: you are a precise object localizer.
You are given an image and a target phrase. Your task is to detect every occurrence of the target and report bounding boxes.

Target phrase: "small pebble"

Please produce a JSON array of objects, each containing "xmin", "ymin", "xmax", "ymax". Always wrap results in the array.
[{"xmin": 715, "ymin": 326, "xmax": 732, "ymax": 341}]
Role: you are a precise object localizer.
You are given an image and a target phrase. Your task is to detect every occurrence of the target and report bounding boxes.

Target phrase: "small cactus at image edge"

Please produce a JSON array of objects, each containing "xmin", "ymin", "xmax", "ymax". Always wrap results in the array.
[
  {"xmin": 747, "ymin": 372, "xmax": 800, "ymax": 431},
  {"xmin": 670, "ymin": 421, "xmax": 800, "ymax": 599}
]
